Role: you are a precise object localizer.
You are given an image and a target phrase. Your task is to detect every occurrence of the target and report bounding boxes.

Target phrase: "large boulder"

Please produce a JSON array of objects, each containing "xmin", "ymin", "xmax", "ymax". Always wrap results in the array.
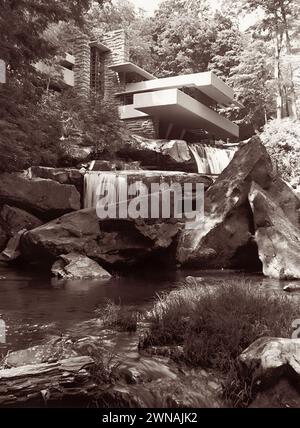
[
  {"xmin": 249, "ymin": 378, "xmax": 300, "ymax": 408},
  {"xmin": 59, "ymin": 139, "xmax": 94, "ymax": 164},
  {"xmin": 239, "ymin": 337, "xmax": 300, "ymax": 408},
  {"xmin": 0, "ymin": 204, "xmax": 42, "ymax": 235},
  {"xmin": 0, "ymin": 173, "xmax": 81, "ymax": 218},
  {"xmin": 266, "ymin": 177, "xmax": 300, "ymax": 228},
  {"xmin": 4, "ymin": 336, "xmax": 78, "ymax": 368},
  {"xmin": 21, "ymin": 209, "xmax": 183, "ymax": 266},
  {"xmin": 176, "ymin": 136, "xmax": 274, "ymax": 268},
  {"xmin": 118, "ymin": 135, "xmax": 195, "ymax": 172},
  {"xmin": 51, "ymin": 253, "xmax": 111, "ymax": 279},
  {"xmin": 27, "ymin": 166, "xmax": 84, "ymax": 195},
  {"xmin": 0, "ymin": 224, "xmax": 8, "ymax": 252},
  {"xmin": 0, "ymin": 204, "xmax": 42, "ymax": 253},
  {"xmin": 88, "ymin": 160, "xmax": 141, "ymax": 171},
  {"xmin": 249, "ymin": 182, "xmax": 300, "ymax": 279},
  {"xmin": 239, "ymin": 337, "xmax": 300, "ymax": 385}
]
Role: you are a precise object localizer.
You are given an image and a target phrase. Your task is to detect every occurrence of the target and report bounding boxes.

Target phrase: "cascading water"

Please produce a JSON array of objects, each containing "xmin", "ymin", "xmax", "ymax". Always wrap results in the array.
[
  {"xmin": 190, "ymin": 144, "xmax": 236, "ymax": 174},
  {"xmin": 84, "ymin": 171, "xmax": 191, "ymax": 218},
  {"xmin": 84, "ymin": 172, "xmax": 128, "ymax": 209},
  {"xmin": 84, "ymin": 171, "xmax": 177, "ymax": 210},
  {"xmin": 189, "ymin": 145, "xmax": 209, "ymax": 174}
]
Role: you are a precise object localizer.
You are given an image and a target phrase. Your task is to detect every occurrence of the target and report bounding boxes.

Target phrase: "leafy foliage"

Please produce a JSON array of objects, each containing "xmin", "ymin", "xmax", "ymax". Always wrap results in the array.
[
  {"xmin": 231, "ymin": 0, "xmax": 300, "ymax": 120},
  {"xmin": 0, "ymin": 0, "xmax": 94, "ymax": 73},
  {"xmin": 260, "ymin": 118, "xmax": 300, "ymax": 184},
  {"xmin": 0, "ymin": 0, "xmax": 126, "ymax": 172},
  {"xmin": 150, "ymin": 0, "xmax": 242, "ymax": 78},
  {"xmin": 85, "ymin": 0, "xmax": 155, "ymax": 71},
  {"xmin": 59, "ymin": 90, "xmax": 128, "ymax": 163},
  {"xmin": 228, "ymin": 38, "xmax": 276, "ymax": 134},
  {"xmin": 0, "ymin": 72, "xmax": 62, "ymax": 172}
]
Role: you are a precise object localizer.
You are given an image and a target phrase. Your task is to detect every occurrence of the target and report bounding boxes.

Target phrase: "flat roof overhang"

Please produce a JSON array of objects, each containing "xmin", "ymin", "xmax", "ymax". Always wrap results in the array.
[
  {"xmin": 116, "ymin": 71, "xmax": 243, "ymax": 108},
  {"xmin": 133, "ymin": 88, "xmax": 239, "ymax": 139},
  {"xmin": 89, "ymin": 41, "xmax": 111, "ymax": 52},
  {"xmin": 108, "ymin": 62, "xmax": 156, "ymax": 81}
]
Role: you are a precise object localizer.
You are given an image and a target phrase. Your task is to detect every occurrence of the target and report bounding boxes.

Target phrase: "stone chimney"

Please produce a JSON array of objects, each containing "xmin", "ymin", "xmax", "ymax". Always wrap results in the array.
[
  {"xmin": 71, "ymin": 29, "xmax": 129, "ymax": 99},
  {"xmin": 101, "ymin": 29, "xmax": 130, "ymax": 100},
  {"xmin": 72, "ymin": 32, "xmax": 91, "ymax": 98}
]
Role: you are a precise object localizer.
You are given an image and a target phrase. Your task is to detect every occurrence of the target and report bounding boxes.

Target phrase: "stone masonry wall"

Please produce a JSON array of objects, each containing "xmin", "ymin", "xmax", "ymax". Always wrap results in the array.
[
  {"xmin": 72, "ymin": 33, "xmax": 91, "ymax": 98},
  {"xmin": 101, "ymin": 30, "xmax": 130, "ymax": 100},
  {"xmin": 71, "ymin": 29, "xmax": 158, "ymax": 139},
  {"xmin": 100, "ymin": 30, "xmax": 158, "ymax": 138},
  {"xmin": 124, "ymin": 118, "xmax": 159, "ymax": 139}
]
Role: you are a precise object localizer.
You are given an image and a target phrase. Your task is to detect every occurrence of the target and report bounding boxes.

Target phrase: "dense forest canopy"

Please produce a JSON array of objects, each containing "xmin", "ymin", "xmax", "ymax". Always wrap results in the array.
[{"xmin": 0, "ymin": 0, "xmax": 299, "ymax": 175}]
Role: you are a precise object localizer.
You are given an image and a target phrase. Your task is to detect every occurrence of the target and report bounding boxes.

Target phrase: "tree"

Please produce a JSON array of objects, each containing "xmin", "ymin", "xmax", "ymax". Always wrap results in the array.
[
  {"xmin": 85, "ymin": 0, "xmax": 155, "ymax": 71},
  {"xmin": 207, "ymin": 12, "xmax": 242, "ymax": 81},
  {"xmin": 150, "ymin": 0, "xmax": 213, "ymax": 76},
  {"xmin": 228, "ymin": 37, "xmax": 275, "ymax": 135},
  {"xmin": 234, "ymin": 0, "xmax": 300, "ymax": 119},
  {"xmin": 260, "ymin": 118, "xmax": 300, "ymax": 184},
  {"xmin": 0, "ymin": 0, "xmax": 97, "ymax": 73},
  {"xmin": 0, "ymin": 0, "xmax": 104, "ymax": 172},
  {"xmin": 150, "ymin": 0, "xmax": 243, "ymax": 79}
]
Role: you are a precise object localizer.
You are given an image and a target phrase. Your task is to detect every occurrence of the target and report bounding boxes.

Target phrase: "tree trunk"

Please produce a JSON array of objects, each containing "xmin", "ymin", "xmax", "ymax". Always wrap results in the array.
[
  {"xmin": 280, "ymin": 1, "xmax": 298, "ymax": 119},
  {"xmin": 274, "ymin": 31, "xmax": 283, "ymax": 120}
]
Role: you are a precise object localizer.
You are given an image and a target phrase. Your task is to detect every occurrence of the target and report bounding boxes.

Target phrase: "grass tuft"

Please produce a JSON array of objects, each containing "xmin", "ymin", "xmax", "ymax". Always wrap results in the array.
[
  {"xmin": 143, "ymin": 280, "xmax": 298, "ymax": 407},
  {"xmin": 95, "ymin": 300, "xmax": 140, "ymax": 332}
]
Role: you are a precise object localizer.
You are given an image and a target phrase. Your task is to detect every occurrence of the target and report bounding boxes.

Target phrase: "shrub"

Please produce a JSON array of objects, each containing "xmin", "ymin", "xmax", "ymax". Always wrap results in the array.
[
  {"xmin": 0, "ymin": 75, "xmax": 128, "ymax": 172},
  {"xmin": 260, "ymin": 118, "xmax": 300, "ymax": 185},
  {"xmin": 59, "ymin": 90, "xmax": 129, "ymax": 161},
  {"xmin": 0, "ymin": 75, "xmax": 62, "ymax": 172}
]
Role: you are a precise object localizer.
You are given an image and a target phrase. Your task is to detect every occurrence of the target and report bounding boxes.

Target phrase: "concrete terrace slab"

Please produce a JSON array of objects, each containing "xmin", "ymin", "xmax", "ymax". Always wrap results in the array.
[
  {"xmin": 116, "ymin": 71, "xmax": 242, "ymax": 107},
  {"xmin": 133, "ymin": 89, "xmax": 239, "ymax": 139}
]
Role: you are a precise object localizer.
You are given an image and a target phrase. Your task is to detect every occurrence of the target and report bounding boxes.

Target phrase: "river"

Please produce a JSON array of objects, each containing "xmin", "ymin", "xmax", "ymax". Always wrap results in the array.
[{"xmin": 0, "ymin": 263, "xmax": 299, "ymax": 356}]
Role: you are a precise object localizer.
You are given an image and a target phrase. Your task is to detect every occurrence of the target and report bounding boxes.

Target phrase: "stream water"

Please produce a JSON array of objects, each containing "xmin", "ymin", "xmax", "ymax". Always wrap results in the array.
[
  {"xmin": 1, "ymin": 263, "xmax": 299, "ymax": 354},
  {"xmin": 1, "ymin": 263, "xmax": 300, "ymax": 407}
]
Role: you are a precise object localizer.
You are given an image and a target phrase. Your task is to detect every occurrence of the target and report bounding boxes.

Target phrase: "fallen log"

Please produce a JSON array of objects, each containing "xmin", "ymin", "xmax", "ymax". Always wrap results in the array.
[{"xmin": 0, "ymin": 356, "xmax": 97, "ymax": 407}]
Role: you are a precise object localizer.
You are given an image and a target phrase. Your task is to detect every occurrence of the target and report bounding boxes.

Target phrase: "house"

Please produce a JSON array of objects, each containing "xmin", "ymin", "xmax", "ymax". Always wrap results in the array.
[{"xmin": 57, "ymin": 29, "xmax": 241, "ymax": 142}]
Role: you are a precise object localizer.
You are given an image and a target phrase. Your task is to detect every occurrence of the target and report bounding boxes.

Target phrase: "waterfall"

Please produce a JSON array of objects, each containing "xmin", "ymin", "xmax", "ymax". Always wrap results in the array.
[
  {"xmin": 84, "ymin": 172, "xmax": 128, "ymax": 209},
  {"xmin": 84, "ymin": 171, "xmax": 188, "ymax": 214},
  {"xmin": 189, "ymin": 145, "xmax": 209, "ymax": 174},
  {"xmin": 190, "ymin": 144, "xmax": 236, "ymax": 174}
]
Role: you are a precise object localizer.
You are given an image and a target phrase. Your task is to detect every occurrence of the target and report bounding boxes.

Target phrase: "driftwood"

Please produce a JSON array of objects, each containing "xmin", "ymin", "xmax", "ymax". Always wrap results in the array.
[{"xmin": 0, "ymin": 356, "xmax": 96, "ymax": 407}]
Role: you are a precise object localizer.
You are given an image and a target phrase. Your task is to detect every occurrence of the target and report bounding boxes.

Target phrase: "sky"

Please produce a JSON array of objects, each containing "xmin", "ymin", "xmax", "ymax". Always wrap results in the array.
[{"xmin": 129, "ymin": 0, "xmax": 162, "ymax": 14}]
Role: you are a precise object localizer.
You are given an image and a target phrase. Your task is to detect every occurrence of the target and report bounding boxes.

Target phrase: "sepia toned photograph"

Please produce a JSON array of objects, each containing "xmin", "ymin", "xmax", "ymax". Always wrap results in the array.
[{"xmin": 0, "ymin": 0, "xmax": 300, "ymax": 413}]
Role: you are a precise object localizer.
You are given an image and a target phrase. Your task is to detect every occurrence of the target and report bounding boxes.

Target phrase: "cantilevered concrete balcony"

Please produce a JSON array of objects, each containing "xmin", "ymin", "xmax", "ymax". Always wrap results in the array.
[
  {"xmin": 119, "ymin": 104, "xmax": 149, "ymax": 120},
  {"xmin": 35, "ymin": 61, "xmax": 74, "ymax": 88},
  {"xmin": 108, "ymin": 62, "xmax": 156, "ymax": 80},
  {"xmin": 133, "ymin": 88, "xmax": 239, "ymax": 139},
  {"xmin": 62, "ymin": 67, "xmax": 74, "ymax": 87},
  {"xmin": 116, "ymin": 71, "xmax": 242, "ymax": 108}
]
